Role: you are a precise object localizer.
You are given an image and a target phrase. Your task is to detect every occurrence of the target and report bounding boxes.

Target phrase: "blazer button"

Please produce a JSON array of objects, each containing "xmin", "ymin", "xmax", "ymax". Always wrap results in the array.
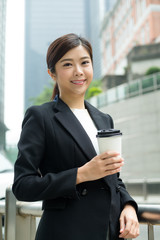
[
  {"xmin": 81, "ymin": 188, "xmax": 88, "ymax": 196},
  {"xmin": 116, "ymin": 186, "xmax": 121, "ymax": 192}
]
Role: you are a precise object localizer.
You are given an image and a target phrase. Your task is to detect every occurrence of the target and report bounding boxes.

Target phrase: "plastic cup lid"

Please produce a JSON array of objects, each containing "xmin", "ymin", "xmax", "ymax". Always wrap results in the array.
[{"xmin": 96, "ymin": 129, "xmax": 122, "ymax": 137}]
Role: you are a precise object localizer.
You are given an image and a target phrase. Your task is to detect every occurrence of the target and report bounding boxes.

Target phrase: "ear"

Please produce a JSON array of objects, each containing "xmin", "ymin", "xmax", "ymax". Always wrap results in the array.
[{"xmin": 48, "ymin": 69, "xmax": 56, "ymax": 81}]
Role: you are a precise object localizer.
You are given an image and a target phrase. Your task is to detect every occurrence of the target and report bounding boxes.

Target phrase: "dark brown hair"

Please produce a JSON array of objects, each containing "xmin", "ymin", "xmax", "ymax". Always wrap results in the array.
[{"xmin": 46, "ymin": 33, "xmax": 93, "ymax": 100}]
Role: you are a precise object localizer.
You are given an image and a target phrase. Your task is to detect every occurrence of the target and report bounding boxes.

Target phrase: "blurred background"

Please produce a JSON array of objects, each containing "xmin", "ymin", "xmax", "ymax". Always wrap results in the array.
[
  {"xmin": 1, "ymin": 0, "xmax": 160, "ymax": 200},
  {"xmin": 1, "ymin": 1, "xmax": 160, "ymax": 239}
]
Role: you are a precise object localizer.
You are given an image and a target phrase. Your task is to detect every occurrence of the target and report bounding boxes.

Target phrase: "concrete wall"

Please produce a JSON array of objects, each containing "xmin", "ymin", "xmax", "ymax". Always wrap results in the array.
[
  {"xmin": 127, "ymin": 43, "xmax": 160, "ymax": 81},
  {"xmin": 132, "ymin": 58, "xmax": 160, "ymax": 75},
  {"xmin": 99, "ymin": 90, "xmax": 160, "ymax": 180},
  {"xmin": 102, "ymin": 75, "xmax": 127, "ymax": 90}
]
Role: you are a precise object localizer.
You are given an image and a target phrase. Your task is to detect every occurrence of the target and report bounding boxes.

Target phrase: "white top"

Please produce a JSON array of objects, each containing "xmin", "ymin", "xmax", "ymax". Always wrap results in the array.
[{"xmin": 71, "ymin": 108, "xmax": 99, "ymax": 154}]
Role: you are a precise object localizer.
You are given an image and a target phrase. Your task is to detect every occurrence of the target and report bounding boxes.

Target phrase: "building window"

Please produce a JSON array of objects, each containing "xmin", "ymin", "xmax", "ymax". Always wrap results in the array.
[
  {"xmin": 106, "ymin": 40, "xmax": 112, "ymax": 61},
  {"xmin": 141, "ymin": 27, "xmax": 145, "ymax": 44}
]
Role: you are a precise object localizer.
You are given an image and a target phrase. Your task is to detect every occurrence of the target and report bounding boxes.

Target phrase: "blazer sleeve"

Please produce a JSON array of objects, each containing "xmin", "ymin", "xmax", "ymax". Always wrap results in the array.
[
  {"xmin": 117, "ymin": 174, "xmax": 138, "ymax": 212},
  {"xmin": 12, "ymin": 106, "xmax": 79, "ymax": 202}
]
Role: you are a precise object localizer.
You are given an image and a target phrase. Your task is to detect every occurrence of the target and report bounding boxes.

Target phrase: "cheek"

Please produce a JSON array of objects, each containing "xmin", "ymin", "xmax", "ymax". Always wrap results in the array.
[
  {"xmin": 59, "ymin": 69, "xmax": 72, "ymax": 79},
  {"xmin": 56, "ymin": 70, "xmax": 68, "ymax": 84},
  {"xmin": 87, "ymin": 67, "xmax": 93, "ymax": 79}
]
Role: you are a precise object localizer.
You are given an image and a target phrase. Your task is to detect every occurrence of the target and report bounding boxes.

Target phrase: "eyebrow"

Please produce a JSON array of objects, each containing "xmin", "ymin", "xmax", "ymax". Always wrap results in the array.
[{"xmin": 60, "ymin": 56, "xmax": 90, "ymax": 63}]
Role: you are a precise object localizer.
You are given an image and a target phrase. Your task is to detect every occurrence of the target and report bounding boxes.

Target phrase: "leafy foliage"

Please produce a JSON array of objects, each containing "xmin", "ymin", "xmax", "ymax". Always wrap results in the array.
[
  {"xmin": 30, "ymin": 82, "xmax": 54, "ymax": 105},
  {"xmin": 85, "ymin": 79, "xmax": 102, "ymax": 99},
  {"xmin": 30, "ymin": 79, "xmax": 102, "ymax": 105},
  {"xmin": 145, "ymin": 66, "xmax": 160, "ymax": 76}
]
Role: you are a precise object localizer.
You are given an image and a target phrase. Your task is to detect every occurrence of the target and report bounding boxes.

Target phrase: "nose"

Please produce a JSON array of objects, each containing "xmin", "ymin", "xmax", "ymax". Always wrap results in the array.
[{"xmin": 74, "ymin": 64, "xmax": 83, "ymax": 77}]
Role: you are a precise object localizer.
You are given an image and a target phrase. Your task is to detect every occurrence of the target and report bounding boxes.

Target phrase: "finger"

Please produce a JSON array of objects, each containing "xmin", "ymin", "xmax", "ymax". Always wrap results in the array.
[
  {"xmin": 104, "ymin": 156, "xmax": 124, "ymax": 168},
  {"xmin": 119, "ymin": 219, "xmax": 133, "ymax": 238},
  {"xmin": 105, "ymin": 161, "xmax": 124, "ymax": 171},
  {"xmin": 105, "ymin": 156, "xmax": 124, "ymax": 165},
  {"xmin": 119, "ymin": 216, "xmax": 125, "ymax": 235},
  {"xmin": 100, "ymin": 151, "xmax": 120, "ymax": 159},
  {"xmin": 121, "ymin": 225, "xmax": 134, "ymax": 238},
  {"xmin": 119, "ymin": 226, "xmax": 130, "ymax": 238},
  {"xmin": 121, "ymin": 227, "xmax": 139, "ymax": 239},
  {"xmin": 127, "ymin": 221, "xmax": 140, "ymax": 238},
  {"xmin": 105, "ymin": 167, "xmax": 121, "ymax": 176},
  {"xmin": 101, "ymin": 156, "xmax": 124, "ymax": 167}
]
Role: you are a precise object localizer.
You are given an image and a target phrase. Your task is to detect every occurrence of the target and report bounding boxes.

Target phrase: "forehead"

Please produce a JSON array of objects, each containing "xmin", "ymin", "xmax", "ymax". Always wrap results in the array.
[{"xmin": 60, "ymin": 45, "xmax": 90, "ymax": 60}]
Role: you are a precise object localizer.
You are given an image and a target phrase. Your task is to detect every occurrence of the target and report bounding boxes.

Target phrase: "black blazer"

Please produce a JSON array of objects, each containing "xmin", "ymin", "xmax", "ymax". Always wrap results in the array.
[{"xmin": 12, "ymin": 98, "xmax": 137, "ymax": 240}]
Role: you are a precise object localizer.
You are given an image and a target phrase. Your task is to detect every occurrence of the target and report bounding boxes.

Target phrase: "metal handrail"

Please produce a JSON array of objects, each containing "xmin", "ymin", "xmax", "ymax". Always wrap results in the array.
[
  {"xmin": 0, "ymin": 201, "xmax": 5, "ymax": 215},
  {"xmin": 138, "ymin": 204, "xmax": 160, "ymax": 225},
  {"xmin": 89, "ymin": 72, "xmax": 160, "ymax": 108},
  {"xmin": 0, "ymin": 189, "xmax": 160, "ymax": 240},
  {"xmin": 17, "ymin": 201, "xmax": 42, "ymax": 217}
]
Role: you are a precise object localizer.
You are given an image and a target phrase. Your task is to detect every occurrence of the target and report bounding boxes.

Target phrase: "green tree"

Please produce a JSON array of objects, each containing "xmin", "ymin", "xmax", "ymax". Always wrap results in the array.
[
  {"xmin": 30, "ymin": 79, "xmax": 102, "ymax": 105},
  {"xmin": 85, "ymin": 79, "xmax": 102, "ymax": 99},
  {"xmin": 30, "ymin": 82, "xmax": 54, "ymax": 105},
  {"xmin": 145, "ymin": 66, "xmax": 160, "ymax": 75}
]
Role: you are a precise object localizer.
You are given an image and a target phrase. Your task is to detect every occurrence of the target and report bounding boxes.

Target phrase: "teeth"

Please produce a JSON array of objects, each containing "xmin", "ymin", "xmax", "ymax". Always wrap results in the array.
[{"xmin": 72, "ymin": 80, "xmax": 84, "ymax": 83}]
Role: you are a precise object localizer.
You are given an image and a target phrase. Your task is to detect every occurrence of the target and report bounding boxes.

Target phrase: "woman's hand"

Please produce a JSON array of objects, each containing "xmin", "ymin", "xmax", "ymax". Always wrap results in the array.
[
  {"xmin": 119, "ymin": 204, "xmax": 139, "ymax": 239},
  {"xmin": 76, "ymin": 151, "xmax": 124, "ymax": 184}
]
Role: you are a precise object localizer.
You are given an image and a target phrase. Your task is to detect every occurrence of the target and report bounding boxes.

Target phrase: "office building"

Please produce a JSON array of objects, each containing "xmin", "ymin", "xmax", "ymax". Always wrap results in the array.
[
  {"xmin": 0, "ymin": 0, "xmax": 7, "ymax": 150},
  {"xmin": 85, "ymin": 0, "xmax": 103, "ymax": 80},
  {"xmin": 104, "ymin": 0, "xmax": 117, "ymax": 11},
  {"xmin": 85, "ymin": 0, "xmax": 117, "ymax": 79},
  {"xmin": 24, "ymin": 0, "xmax": 85, "ymax": 109},
  {"xmin": 101, "ymin": 0, "xmax": 160, "ymax": 76}
]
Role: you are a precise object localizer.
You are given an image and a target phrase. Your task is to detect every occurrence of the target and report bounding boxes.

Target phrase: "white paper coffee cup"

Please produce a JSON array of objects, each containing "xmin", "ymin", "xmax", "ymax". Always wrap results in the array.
[{"xmin": 96, "ymin": 129, "xmax": 122, "ymax": 154}]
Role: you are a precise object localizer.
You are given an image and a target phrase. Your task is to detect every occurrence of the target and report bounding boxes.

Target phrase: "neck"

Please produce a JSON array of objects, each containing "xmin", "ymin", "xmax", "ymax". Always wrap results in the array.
[{"xmin": 60, "ymin": 94, "xmax": 85, "ymax": 109}]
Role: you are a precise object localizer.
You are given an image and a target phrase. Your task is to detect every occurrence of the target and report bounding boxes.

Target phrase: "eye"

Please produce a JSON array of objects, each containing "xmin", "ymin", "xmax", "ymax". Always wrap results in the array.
[
  {"xmin": 63, "ymin": 62, "xmax": 72, "ymax": 67},
  {"xmin": 82, "ymin": 60, "xmax": 90, "ymax": 65}
]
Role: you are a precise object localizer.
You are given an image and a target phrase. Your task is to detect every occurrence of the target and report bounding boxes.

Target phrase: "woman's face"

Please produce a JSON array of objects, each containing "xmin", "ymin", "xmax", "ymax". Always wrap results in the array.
[{"xmin": 51, "ymin": 45, "xmax": 93, "ymax": 100}]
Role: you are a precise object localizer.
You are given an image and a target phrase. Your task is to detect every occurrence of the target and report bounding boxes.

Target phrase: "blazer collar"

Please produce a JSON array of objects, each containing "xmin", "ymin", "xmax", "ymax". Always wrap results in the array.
[
  {"xmin": 53, "ymin": 98, "xmax": 104, "ymax": 161},
  {"xmin": 84, "ymin": 101, "xmax": 108, "ymax": 129}
]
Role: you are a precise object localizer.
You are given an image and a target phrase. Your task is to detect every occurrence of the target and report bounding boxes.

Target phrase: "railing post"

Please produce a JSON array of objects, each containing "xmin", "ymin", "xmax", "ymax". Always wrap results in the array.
[
  {"xmin": 143, "ymin": 179, "xmax": 147, "ymax": 201},
  {"xmin": 15, "ymin": 212, "xmax": 36, "ymax": 240},
  {"xmin": 5, "ymin": 187, "xmax": 16, "ymax": 240},
  {"xmin": 0, "ymin": 201, "xmax": 5, "ymax": 240},
  {"xmin": 148, "ymin": 224, "xmax": 154, "ymax": 240},
  {"xmin": 4, "ymin": 188, "xmax": 37, "ymax": 240},
  {"xmin": 139, "ymin": 77, "xmax": 143, "ymax": 94},
  {"xmin": 0, "ymin": 214, "xmax": 2, "ymax": 240}
]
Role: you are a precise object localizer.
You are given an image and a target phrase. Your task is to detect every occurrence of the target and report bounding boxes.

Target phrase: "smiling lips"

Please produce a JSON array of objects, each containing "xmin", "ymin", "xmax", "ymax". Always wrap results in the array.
[{"xmin": 71, "ymin": 79, "xmax": 86, "ymax": 85}]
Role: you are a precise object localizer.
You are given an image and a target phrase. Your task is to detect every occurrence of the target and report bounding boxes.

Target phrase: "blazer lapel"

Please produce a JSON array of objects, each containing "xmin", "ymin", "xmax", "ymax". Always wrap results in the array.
[
  {"xmin": 85, "ymin": 101, "xmax": 111, "ymax": 130},
  {"xmin": 53, "ymin": 98, "xmax": 97, "ymax": 161},
  {"xmin": 85, "ymin": 101, "xmax": 116, "ymax": 187}
]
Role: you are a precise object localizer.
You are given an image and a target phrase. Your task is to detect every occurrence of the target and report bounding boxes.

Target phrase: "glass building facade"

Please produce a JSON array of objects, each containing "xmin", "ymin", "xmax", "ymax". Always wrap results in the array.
[{"xmin": 24, "ymin": 0, "xmax": 86, "ymax": 109}]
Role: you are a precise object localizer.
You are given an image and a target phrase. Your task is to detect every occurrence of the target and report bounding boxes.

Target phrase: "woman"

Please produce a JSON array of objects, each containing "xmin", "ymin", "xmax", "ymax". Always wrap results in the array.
[{"xmin": 12, "ymin": 33, "xmax": 139, "ymax": 240}]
